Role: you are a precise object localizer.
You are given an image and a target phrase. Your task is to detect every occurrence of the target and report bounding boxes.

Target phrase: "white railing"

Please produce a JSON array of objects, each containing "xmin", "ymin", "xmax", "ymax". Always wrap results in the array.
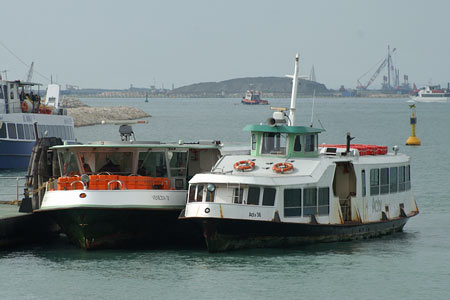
[{"xmin": 0, "ymin": 176, "xmax": 27, "ymax": 204}]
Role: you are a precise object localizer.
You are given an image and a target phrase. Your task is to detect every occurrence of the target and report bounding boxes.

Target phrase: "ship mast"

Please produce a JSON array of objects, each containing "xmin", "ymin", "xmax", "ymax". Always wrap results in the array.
[{"xmin": 287, "ymin": 53, "xmax": 300, "ymax": 126}]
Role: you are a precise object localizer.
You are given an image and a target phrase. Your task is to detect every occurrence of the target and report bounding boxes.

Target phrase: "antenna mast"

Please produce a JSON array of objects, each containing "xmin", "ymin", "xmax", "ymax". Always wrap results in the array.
[{"xmin": 288, "ymin": 53, "xmax": 300, "ymax": 126}]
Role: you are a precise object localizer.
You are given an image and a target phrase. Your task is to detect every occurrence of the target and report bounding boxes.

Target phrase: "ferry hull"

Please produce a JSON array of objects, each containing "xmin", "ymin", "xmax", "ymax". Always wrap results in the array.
[
  {"xmin": 0, "ymin": 140, "xmax": 34, "ymax": 169},
  {"xmin": 241, "ymin": 99, "xmax": 269, "ymax": 105},
  {"xmin": 46, "ymin": 208, "xmax": 204, "ymax": 250},
  {"xmin": 192, "ymin": 215, "xmax": 416, "ymax": 253}
]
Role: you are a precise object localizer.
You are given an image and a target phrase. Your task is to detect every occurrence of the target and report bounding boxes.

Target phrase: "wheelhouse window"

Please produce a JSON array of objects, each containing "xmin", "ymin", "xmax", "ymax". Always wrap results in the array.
[
  {"xmin": 370, "ymin": 169, "xmax": 380, "ymax": 195},
  {"xmin": 233, "ymin": 188, "xmax": 243, "ymax": 204},
  {"xmin": 197, "ymin": 185, "xmax": 204, "ymax": 202},
  {"xmin": 361, "ymin": 170, "xmax": 366, "ymax": 197},
  {"xmin": 205, "ymin": 188, "xmax": 214, "ymax": 202},
  {"xmin": 318, "ymin": 187, "xmax": 330, "ymax": 215},
  {"xmin": 305, "ymin": 134, "xmax": 317, "ymax": 152},
  {"xmin": 303, "ymin": 187, "xmax": 317, "ymax": 216},
  {"xmin": 251, "ymin": 134, "xmax": 257, "ymax": 151},
  {"xmin": 294, "ymin": 135, "xmax": 302, "ymax": 152},
  {"xmin": 262, "ymin": 188, "xmax": 276, "ymax": 206},
  {"xmin": 188, "ymin": 185, "xmax": 196, "ymax": 202},
  {"xmin": 7, "ymin": 123, "xmax": 17, "ymax": 139},
  {"xmin": 247, "ymin": 187, "xmax": 260, "ymax": 205},
  {"xmin": 390, "ymin": 167, "xmax": 398, "ymax": 193},
  {"xmin": 261, "ymin": 133, "xmax": 287, "ymax": 155},
  {"xmin": 380, "ymin": 168, "xmax": 389, "ymax": 195},
  {"xmin": 284, "ymin": 188, "xmax": 301, "ymax": 217}
]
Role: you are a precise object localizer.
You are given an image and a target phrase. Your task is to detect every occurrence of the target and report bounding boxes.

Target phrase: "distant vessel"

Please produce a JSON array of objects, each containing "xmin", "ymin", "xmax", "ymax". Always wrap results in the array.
[
  {"xmin": 241, "ymin": 90, "xmax": 269, "ymax": 105},
  {"xmin": 34, "ymin": 122, "xmax": 222, "ymax": 249},
  {"xmin": 410, "ymin": 85, "xmax": 450, "ymax": 102},
  {"xmin": 181, "ymin": 54, "xmax": 419, "ymax": 252},
  {"xmin": 0, "ymin": 80, "xmax": 75, "ymax": 169}
]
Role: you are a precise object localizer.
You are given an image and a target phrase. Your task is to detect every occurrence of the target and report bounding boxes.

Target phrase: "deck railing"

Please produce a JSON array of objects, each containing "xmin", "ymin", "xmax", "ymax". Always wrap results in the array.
[{"xmin": 0, "ymin": 176, "xmax": 27, "ymax": 204}]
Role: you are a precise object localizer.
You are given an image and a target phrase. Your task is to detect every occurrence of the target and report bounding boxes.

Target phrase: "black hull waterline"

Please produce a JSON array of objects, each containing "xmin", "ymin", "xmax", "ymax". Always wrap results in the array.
[
  {"xmin": 44, "ymin": 208, "xmax": 205, "ymax": 250},
  {"xmin": 190, "ymin": 214, "xmax": 417, "ymax": 252}
]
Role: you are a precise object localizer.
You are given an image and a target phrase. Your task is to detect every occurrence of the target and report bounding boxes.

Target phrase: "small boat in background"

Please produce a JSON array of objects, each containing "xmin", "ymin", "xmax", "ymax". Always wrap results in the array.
[
  {"xmin": 0, "ymin": 80, "xmax": 75, "ymax": 169},
  {"xmin": 410, "ymin": 85, "xmax": 450, "ymax": 102},
  {"xmin": 241, "ymin": 90, "xmax": 269, "ymax": 105}
]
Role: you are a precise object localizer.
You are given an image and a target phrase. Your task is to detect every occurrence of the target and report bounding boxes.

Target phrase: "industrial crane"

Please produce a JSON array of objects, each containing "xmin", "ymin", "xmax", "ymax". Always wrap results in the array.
[{"xmin": 357, "ymin": 46, "xmax": 396, "ymax": 90}]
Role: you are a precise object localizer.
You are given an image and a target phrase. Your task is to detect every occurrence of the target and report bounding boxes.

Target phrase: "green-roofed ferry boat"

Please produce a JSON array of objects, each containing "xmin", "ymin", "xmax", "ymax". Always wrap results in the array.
[
  {"xmin": 180, "ymin": 54, "xmax": 419, "ymax": 252},
  {"xmin": 35, "ymin": 122, "xmax": 222, "ymax": 249}
]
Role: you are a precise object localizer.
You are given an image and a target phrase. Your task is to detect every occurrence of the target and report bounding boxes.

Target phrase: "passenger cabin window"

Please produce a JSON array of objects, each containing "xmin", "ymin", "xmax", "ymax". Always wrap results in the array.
[
  {"xmin": 399, "ymin": 165, "xmax": 411, "ymax": 191},
  {"xmin": 380, "ymin": 168, "xmax": 389, "ymax": 194},
  {"xmin": 251, "ymin": 134, "xmax": 257, "ymax": 151},
  {"xmin": 305, "ymin": 134, "xmax": 317, "ymax": 152},
  {"xmin": 262, "ymin": 188, "xmax": 276, "ymax": 206},
  {"xmin": 370, "ymin": 169, "xmax": 380, "ymax": 195},
  {"xmin": 24, "ymin": 124, "xmax": 30, "ymax": 139},
  {"xmin": 361, "ymin": 170, "xmax": 366, "ymax": 197},
  {"xmin": 405, "ymin": 165, "xmax": 411, "ymax": 190},
  {"xmin": 233, "ymin": 188, "xmax": 243, "ymax": 204},
  {"xmin": 16, "ymin": 124, "xmax": 24, "ymax": 139},
  {"xmin": 7, "ymin": 123, "xmax": 17, "ymax": 139},
  {"xmin": 294, "ymin": 135, "xmax": 302, "ymax": 152},
  {"xmin": 318, "ymin": 187, "xmax": 330, "ymax": 215},
  {"xmin": 303, "ymin": 187, "xmax": 317, "ymax": 216},
  {"xmin": 399, "ymin": 166, "xmax": 406, "ymax": 192},
  {"xmin": 261, "ymin": 133, "xmax": 287, "ymax": 155},
  {"xmin": 390, "ymin": 167, "xmax": 398, "ymax": 193},
  {"xmin": 247, "ymin": 187, "xmax": 260, "ymax": 205},
  {"xmin": 284, "ymin": 189, "xmax": 301, "ymax": 217},
  {"xmin": 0, "ymin": 123, "xmax": 6, "ymax": 138}
]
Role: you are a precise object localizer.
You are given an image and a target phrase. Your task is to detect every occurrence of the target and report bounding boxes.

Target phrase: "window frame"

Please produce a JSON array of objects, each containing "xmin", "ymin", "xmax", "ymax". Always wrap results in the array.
[{"xmin": 283, "ymin": 188, "xmax": 302, "ymax": 217}]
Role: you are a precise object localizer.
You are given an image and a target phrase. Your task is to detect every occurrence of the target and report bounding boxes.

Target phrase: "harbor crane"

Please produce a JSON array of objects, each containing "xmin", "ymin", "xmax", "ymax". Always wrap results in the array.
[
  {"xmin": 357, "ymin": 46, "xmax": 396, "ymax": 90},
  {"xmin": 25, "ymin": 62, "xmax": 34, "ymax": 82}
]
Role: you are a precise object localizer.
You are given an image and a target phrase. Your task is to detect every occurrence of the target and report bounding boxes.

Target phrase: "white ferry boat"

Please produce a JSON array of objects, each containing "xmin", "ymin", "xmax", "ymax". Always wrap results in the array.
[
  {"xmin": 181, "ymin": 54, "xmax": 419, "ymax": 252},
  {"xmin": 34, "ymin": 123, "xmax": 222, "ymax": 249},
  {"xmin": 410, "ymin": 85, "xmax": 450, "ymax": 102},
  {"xmin": 0, "ymin": 80, "xmax": 75, "ymax": 168}
]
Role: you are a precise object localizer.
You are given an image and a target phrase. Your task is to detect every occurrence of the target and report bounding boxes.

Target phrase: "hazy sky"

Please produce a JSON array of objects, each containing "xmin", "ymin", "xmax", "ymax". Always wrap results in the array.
[{"xmin": 1, "ymin": 0, "xmax": 449, "ymax": 90}]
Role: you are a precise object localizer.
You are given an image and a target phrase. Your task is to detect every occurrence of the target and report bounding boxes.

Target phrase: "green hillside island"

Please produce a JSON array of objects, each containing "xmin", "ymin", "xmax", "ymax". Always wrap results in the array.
[
  {"xmin": 172, "ymin": 77, "xmax": 329, "ymax": 97},
  {"xmin": 61, "ymin": 77, "xmax": 330, "ymax": 98}
]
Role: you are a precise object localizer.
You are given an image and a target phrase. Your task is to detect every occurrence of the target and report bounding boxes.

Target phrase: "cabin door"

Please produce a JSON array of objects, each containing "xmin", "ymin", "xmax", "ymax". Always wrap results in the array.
[{"xmin": 333, "ymin": 162, "xmax": 356, "ymax": 222}]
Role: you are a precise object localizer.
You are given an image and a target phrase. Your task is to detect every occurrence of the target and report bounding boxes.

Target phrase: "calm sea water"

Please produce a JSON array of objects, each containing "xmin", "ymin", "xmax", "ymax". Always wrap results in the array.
[{"xmin": 1, "ymin": 97, "xmax": 449, "ymax": 300}]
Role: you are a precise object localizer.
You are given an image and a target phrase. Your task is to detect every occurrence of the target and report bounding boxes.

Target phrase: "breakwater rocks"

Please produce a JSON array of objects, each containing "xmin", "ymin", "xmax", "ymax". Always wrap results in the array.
[{"xmin": 60, "ymin": 96, "xmax": 150, "ymax": 127}]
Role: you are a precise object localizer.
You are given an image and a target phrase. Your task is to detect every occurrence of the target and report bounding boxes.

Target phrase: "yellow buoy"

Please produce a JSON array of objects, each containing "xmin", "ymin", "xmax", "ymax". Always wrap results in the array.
[{"xmin": 406, "ymin": 104, "xmax": 421, "ymax": 146}]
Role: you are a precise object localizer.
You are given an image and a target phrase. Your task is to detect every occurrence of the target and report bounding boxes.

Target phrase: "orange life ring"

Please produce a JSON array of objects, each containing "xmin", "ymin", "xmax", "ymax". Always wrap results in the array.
[
  {"xmin": 233, "ymin": 160, "xmax": 255, "ymax": 171},
  {"xmin": 21, "ymin": 101, "xmax": 28, "ymax": 112},
  {"xmin": 272, "ymin": 162, "xmax": 293, "ymax": 173}
]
